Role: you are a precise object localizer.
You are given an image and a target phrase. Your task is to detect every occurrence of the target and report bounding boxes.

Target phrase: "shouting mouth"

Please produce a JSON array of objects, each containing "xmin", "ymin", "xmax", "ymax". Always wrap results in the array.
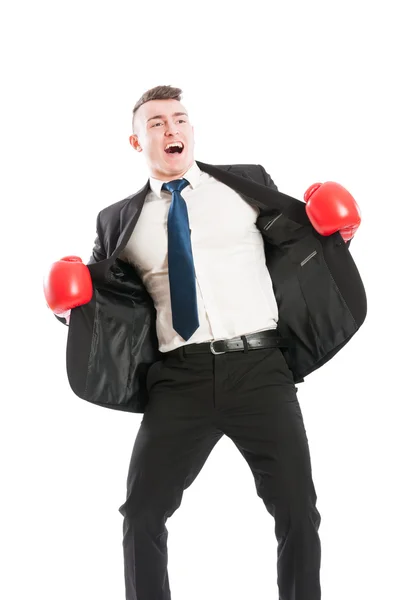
[{"xmin": 164, "ymin": 141, "xmax": 184, "ymax": 156}]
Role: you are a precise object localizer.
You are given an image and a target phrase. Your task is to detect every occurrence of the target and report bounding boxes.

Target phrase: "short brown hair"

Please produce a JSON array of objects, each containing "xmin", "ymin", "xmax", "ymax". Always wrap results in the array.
[{"xmin": 132, "ymin": 85, "xmax": 183, "ymax": 133}]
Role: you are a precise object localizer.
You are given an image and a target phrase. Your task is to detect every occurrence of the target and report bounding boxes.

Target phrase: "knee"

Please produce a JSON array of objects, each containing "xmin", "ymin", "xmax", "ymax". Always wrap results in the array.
[
  {"xmin": 118, "ymin": 496, "xmax": 153, "ymax": 521},
  {"xmin": 118, "ymin": 493, "xmax": 182, "ymax": 523},
  {"xmin": 118, "ymin": 501, "xmax": 166, "ymax": 539},
  {"xmin": 290, "ymin": 496, "xmax": 321, "ymax": 531}
]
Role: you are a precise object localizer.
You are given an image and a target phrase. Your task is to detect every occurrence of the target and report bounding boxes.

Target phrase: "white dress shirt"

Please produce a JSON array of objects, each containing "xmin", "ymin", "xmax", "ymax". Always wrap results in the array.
[{"xmin": 119, "ymin": 161, "xmax": 279, "ymax": 352}]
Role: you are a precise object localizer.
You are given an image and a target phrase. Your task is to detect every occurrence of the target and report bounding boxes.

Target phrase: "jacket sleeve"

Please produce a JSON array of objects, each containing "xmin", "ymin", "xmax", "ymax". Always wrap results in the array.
[
  {"xmin": 259, "ymin": 164, "xmax": 278, "ymax": 191},
  {"xmin": 54, "ymin": 212, "xmax": 106, "ymax": 326}
]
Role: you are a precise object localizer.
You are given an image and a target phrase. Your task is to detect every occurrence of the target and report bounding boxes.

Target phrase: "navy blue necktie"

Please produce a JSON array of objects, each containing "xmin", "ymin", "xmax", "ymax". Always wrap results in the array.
[{"xmin": 162, "ymin": 178, "xmax": 199, "ymax": 340}]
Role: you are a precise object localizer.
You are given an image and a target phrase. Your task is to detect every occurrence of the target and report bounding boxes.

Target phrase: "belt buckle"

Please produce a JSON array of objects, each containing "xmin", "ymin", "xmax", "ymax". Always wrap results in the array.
[{"xmin": 210, "ymin": 340, "xmax": 226, "ymax": 355}]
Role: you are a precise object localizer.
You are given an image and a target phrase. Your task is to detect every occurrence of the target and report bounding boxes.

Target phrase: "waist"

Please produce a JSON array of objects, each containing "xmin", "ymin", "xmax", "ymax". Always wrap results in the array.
[{"xmin": 164, "ymin": 329, "xmax": 290, "ymax": 357}]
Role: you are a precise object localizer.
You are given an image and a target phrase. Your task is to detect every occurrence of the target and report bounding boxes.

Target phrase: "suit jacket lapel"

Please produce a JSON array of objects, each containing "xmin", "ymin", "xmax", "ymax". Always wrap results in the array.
[{"xmin": 116, "ymin": 181, "xmax": 150, "ymax": 251}]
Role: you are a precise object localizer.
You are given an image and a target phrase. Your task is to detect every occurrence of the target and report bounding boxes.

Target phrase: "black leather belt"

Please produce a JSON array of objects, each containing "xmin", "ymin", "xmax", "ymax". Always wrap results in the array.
[{"xmin": 166, "ymin": 329, "xmax": 290, "ymax": 356}]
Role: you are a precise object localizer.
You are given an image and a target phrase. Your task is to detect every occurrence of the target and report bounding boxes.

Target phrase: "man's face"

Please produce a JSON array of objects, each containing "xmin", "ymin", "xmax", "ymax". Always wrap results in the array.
[{"xmin": 130, "ymin": 99, "xmax": 195, "ymax": 180}]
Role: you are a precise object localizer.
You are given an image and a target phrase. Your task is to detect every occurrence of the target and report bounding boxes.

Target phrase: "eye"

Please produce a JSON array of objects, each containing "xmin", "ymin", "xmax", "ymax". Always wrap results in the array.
[
  {"xmin": 152, "ymin": 122, "xmax": 163, "ymax": 127},
  {"xmin": 177, "ymin": 119, "xmax": 186, "ymax": 124}
]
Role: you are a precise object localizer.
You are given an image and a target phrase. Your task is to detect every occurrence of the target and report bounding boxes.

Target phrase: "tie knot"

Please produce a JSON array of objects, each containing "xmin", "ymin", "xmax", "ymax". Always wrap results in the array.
[{"xmin": 162, "ymin": 178, "xmax": 189, "ymax": 194}]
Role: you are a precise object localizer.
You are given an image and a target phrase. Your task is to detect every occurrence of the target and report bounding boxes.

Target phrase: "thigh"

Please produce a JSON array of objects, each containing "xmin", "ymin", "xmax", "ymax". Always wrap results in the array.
[
  {"xmin": 221, "ymin": 349, "xmax": 315, "ymax": 509},
  {"xmin": 119, "ymin": 358, "xmax": 223, "ymax": 517}
]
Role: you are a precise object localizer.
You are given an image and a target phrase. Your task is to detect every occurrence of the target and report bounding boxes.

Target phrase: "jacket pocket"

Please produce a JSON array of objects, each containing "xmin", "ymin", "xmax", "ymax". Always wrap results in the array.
[{"xmin": 296, "ymin": 240, "xmax": 356, "ymax": 356}]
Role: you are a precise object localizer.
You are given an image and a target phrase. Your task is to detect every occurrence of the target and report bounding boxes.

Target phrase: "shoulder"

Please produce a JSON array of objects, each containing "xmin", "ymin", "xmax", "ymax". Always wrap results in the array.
[
  {"xmin": 228, "ymin": 163, "xmax": 278, "ymax": 190},
  {"xmin": 98, "ymin": 196, "xmax": 131, "ymax": 220},
  {"xmin": 197, "ymin": 160, "xmax": 276, "ymax": 189},
  {"xmin": 96, "ymin": 181, "xmax": 149, "ymax": 226}
]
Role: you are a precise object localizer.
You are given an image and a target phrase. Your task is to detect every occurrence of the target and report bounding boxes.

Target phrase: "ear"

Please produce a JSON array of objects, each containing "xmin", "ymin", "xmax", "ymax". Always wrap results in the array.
[{"xmin": 129, "ymin": 134, "xmax": 142, "ymax": 152}]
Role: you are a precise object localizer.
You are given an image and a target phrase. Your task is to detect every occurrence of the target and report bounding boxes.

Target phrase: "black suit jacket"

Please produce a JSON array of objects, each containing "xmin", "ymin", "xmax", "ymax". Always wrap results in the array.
[{"xmin": 59, "ymin": 161, "xmax": 367, "ymax": 413}]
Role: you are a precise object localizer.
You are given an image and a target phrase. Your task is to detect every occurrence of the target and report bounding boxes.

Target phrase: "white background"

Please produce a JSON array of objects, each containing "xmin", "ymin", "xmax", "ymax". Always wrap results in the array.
[{"xmin": 1, "ymin": 1, "xmax": 397, "ymax": 599}]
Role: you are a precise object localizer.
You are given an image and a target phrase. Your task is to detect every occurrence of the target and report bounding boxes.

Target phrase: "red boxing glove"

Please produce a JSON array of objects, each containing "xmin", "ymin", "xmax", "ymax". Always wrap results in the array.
[
  {"xmin": 43, "ymin": 255, "xmax": 93, "ymax": 316},
  {"xmin": 304, "ymin": 182, "xmax": 361, "ymax": 242}
]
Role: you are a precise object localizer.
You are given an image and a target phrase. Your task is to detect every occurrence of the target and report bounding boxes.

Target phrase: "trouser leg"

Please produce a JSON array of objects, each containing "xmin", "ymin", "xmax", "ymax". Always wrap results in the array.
[
  {"xmin": 216, "ymin": 347, "xmax": 322, "ymax": 600},
  {"xmin": 118, "ymin": 356, "xmax": 223, "ymax": 600}
]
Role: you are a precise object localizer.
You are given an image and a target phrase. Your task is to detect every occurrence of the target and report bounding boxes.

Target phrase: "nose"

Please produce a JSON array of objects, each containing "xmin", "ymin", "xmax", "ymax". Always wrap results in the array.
[{"xmin": 165, "ymin": 121, "xmax": 179, "ymax": 135}]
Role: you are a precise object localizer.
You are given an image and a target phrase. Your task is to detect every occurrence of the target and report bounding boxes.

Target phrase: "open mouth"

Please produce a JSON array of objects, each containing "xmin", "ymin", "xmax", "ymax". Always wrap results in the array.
[{"xmin": 164, "ymin": 141, "xmax": 184, "ymax": 155}]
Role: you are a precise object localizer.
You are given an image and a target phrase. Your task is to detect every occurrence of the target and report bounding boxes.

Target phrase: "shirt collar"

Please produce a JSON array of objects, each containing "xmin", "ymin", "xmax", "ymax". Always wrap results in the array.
[{"xmin": 149, "ymin": 161, "xmax": 202, "ymax": 198}]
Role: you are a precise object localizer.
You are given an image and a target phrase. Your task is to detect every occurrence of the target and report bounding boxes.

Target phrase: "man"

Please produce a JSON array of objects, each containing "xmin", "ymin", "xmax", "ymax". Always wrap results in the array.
[{"xmin": 44, "ymin": 85, "xmax": 366, "ymax": 600}]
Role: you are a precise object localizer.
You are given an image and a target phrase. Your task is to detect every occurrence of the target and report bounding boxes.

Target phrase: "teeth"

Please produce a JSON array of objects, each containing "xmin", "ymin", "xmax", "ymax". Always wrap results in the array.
[{"xmin": 165, "ymin": 142, "xmax": 183, "ymax": 150}]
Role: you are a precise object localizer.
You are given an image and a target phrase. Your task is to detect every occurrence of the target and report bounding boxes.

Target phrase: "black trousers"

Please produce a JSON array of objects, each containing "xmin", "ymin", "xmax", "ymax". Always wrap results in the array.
[{"xmin": 118, "ymin": 345, "xmax": 322, "ymax": 600}]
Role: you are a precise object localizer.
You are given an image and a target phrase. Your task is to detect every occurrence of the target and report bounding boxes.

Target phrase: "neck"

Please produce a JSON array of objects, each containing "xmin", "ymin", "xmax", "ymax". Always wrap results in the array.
[{"xmin": 151, "ymin": 159, "xmax": 195, "ymax": 182}]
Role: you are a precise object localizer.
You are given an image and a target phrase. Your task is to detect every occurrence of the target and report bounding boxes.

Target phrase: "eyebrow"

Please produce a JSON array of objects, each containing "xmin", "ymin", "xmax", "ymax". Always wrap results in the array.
[{"xmin": 147, "ymin": 111, "xmax": 188, "ymax": 123}]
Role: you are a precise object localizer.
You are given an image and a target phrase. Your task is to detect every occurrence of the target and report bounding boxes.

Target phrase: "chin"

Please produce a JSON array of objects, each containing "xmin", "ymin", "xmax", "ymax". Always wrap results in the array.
[{"xmin": 165, "ymin": 158, "xmax": 191, "ymax": 173}]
